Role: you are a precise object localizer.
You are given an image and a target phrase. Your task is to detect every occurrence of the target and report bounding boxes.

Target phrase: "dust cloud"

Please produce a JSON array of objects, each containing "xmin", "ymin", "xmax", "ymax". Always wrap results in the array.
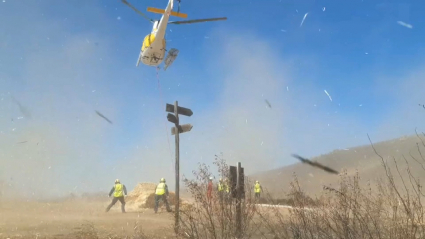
[
  {"xmin": 172, "ymin": 30, "xmax": 375, "ymax": 176},
  {"xmin": 1, "ymin": 1, "xmax": 424, "ymax": 200},
  {"xmin": 0, "ymin": 1, "xmax": 122, "ymax": 199}
]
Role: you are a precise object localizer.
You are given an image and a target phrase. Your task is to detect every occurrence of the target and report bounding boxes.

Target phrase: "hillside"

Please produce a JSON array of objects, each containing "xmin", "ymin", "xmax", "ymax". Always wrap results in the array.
[{"xmin": 252, "ymin": 134, "xmax": 425, "ymax": 197}]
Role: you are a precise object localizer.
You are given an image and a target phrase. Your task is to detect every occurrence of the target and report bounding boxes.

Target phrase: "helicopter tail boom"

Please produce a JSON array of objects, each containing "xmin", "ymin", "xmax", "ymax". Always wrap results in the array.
[{"xmin": 146, "ymin": 7, "xmax": 187, "ymax": 18}]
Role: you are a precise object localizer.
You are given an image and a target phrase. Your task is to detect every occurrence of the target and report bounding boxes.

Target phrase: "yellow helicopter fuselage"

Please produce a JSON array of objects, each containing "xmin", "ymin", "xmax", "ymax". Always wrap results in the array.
[
  {"xmin": 139, "ymin": 27, "xmax": 167, "ymax": 66},
  {"xmin": 136, "ymin": 0, "xmax": 176, "ymax": 67},
  {"xmin": 124, "ymin": 0, "xmax": 225, "ymax": 68}
]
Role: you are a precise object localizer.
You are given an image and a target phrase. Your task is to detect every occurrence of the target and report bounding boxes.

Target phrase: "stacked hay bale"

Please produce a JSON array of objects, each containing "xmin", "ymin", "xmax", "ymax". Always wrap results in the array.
[
  {"xmin": 126, "ymin": 183, "xmax": 192, "ymax": 212},
  {"xmin": 145, "ymin": 192, "xmax": 176, "ymax": 209},
  {"xmin": 125, "ymin": 183, "xmax": 157, "ymax": 211},
  {"xmin": 125, "ymin": 183, "xmax": 177, "ymax": 210}
]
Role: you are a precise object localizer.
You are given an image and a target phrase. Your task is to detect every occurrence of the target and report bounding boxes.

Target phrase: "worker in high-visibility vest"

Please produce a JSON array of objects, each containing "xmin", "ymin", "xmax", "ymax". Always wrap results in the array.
[
  {"xmin": 224, "ymin": 178, "xmax": 230, "ymax": 193},
  {"xmin": 106, "ymin": 179, "xmax": 127, "ymax": 213},
  {"xmin": 254, "ymin": 180, "xmax": 263, "ymax": 200},
  {"xmin": 217, "ymin": 178, "xmax": 224, "ymax": 204},
  {"xmin": 224, "ymin": 178, "xmax": 231, "ymax": 204},
  {"xmin": 154, "ymin": 178, "xmax": 172, "ymax": 213},
  {"xmin": 217, "ymin": 178, "xmax": 224, "ymax": 191}
]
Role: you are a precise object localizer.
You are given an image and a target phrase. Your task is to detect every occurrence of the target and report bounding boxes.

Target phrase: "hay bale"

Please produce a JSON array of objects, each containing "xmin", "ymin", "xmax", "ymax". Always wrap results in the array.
[
  {"xmin": 125, "ymin": 183, "xmax": 157, "ymax": 211},
  {"xmin": 145, "ymin": 192, "xmax": 176, "ymax": 209},
  {"xmin": 125, "ymin": 182, "xmax": 187, "ymax": 211}
]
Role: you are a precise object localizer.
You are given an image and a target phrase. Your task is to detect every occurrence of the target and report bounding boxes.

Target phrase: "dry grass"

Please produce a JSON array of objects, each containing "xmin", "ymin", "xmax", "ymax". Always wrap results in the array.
[
  {"xmin": 0, "ymin": 221, "xmax": 170, "ymax": 239},
  {"xmin": 5, "ymin": 133, "xmax": 425, "ymax": 238},
  {"xmin": 71, "ymin": 221, "xmax": 155, "ymax": 239}
]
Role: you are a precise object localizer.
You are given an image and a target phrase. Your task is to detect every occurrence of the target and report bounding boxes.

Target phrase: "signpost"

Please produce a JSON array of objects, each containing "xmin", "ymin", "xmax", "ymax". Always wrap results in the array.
[
  {"xmin": 229, "ymin": 163, "xmax": 245, "ymax": 199},
  {"xmin": 171, "ymin": 124, "xmax": 193, "ymax": 135},
  {"xmin": 166, "ymin": 101, "xmax": 193, "ymax": 233},
  {"xmin": 166, "ymin": 103, "xmax": 193, "ymax": 117},
  {"xmin": 230, "ymin": 162, "xmax": 245, "ymax": 238}
]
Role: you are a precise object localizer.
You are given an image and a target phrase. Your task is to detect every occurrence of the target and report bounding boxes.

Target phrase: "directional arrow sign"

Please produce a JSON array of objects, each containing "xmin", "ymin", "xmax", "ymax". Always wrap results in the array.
[
  {"xmin": 166, "ymin": 104, "xmax": 193, "ymax": 117},
  {"xmin": 167, "ymin": 113, "xmax": 178, "ymax": 124},
  {"xmin": 171, "ymin": 124, "xmax": 193, "ymax": 135}
]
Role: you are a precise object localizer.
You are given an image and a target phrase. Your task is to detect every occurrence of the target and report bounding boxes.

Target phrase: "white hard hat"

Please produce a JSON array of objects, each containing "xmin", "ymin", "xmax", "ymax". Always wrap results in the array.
[
  {"xmin": 115, "ymin": 179, "xmax": 120, "ymax": 183},
  {"xmin": 209, "ymin": 177, "xmax": 213, "ymax": 180}
]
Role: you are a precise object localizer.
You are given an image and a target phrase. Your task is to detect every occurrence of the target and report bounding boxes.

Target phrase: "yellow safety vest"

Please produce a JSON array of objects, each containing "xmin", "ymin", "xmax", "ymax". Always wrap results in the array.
[
  {"xmin": 114, "ymin": 183, "xmax": 124, "ymax": 197},
  {"xmin": 156, "ymin": 183, "xmax": 166, "ymax": 195},
  {"xmin": 218, "ymin": 183, "xmax": 224, "ymax": 191},
  {"xmin": 225, "ymin": 183, "xmax": 230, "ymax": 193},
  {"xmin": 254, "ymin": 183, "xmax": 261, "ymax": 193}
]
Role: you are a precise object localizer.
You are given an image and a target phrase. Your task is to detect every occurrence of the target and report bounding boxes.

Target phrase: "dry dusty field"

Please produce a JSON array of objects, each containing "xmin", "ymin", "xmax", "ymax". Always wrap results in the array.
[{"xmin": 0, "ymin": 198, "xmax": 175, "ymax": 238}]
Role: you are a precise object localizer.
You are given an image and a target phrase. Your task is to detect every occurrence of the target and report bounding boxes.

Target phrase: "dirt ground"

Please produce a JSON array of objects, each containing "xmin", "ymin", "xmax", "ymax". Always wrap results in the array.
[{"xmin": 0, "ymin": 198, "xmax": 175, "ymax": 238}]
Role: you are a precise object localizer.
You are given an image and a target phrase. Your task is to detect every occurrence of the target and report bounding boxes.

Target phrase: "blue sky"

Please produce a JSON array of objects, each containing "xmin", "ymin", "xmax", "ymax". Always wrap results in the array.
[{"xmin": 1, "ymin": 0, "xmax": 425, "ymax": 198}]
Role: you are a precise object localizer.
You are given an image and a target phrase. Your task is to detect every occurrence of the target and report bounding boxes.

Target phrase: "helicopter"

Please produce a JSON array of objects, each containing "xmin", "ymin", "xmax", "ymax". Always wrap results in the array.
[{"xmin": 121, "ymin": 0, "xmax": 227, "ymax": 70}]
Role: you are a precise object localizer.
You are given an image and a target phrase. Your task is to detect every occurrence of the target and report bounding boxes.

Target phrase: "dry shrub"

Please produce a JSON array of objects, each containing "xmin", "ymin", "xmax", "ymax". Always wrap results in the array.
[
  {"xmin": 176, "ymin": 132, "xmax": 425, "ymax": 239},
  {"xmin": 253, "ymin": 133, "xmax": 425, "ymax": 238},
  {"xmin": 257, "ymin": 190, "xmax": 320, "ymax": 207},
  {"xmin": 177, "ymin": 153, "xmax": 258, "ymax": 239}
]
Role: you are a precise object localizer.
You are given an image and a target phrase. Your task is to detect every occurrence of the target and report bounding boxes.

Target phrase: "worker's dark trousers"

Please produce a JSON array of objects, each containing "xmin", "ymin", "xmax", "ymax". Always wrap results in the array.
[
  {"xmin": 218, "ymin": 191, "xmax": 223, "ymax": 204},
  {"xmin": 106, "ymin": 196, "xmax": 126, "ymax": 213},
  {"xmin": 255, "ymin": 192, "xmax": 261, "ymax": 200},
  {"xmin": 224, "ymin": 192, "xmax": 231, "ymax": 205},
  {"xmin": 154, "ymin": 194, "xmax": 171, "ymax": 213}
]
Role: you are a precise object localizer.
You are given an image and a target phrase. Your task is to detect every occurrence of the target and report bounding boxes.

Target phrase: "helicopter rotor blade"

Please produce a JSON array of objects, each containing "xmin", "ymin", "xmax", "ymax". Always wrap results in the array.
[
  {"xmin": 121, "ymin": 0, "xmax": 153, "ymax": 23},
  {"xmin": 168, "ymin": 17, "xmax": 227, "ymax": 25}
]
